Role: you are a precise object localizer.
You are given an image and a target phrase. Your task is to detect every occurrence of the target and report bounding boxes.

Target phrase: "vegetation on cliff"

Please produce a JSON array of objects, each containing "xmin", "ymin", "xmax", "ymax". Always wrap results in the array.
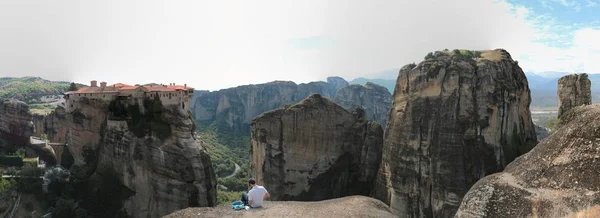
[
  {"xmin": 108, "ymin": 95, "xmax": 172, "ymax": 140},
  {"xmin": 0, "ymin": 77, "xmax": 74, "ymax": 104}
]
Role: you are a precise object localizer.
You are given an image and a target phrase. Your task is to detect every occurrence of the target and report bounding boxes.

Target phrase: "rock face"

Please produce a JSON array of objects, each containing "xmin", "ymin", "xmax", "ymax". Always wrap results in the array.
[
  {"xmin": 455, "ymin": 104, "xmax": 600, "ymax": 218},
  {"xmin": 192, "ymin": 78, "xmax": 346, "ymax": 131},
  {"xmin": 334, "ymin": 82, "xmax": 392, "ymax": 126},
  {"xmin": 0, "ymin": 99, "xmax": 35, "ymax": 146},
  {"xmin": 372, "ymin": 49, "xmax": 537, "ymax": 217},
  {"xmin": 558, "ymin": 73, "xmax": 592, "ymax": 118},
  {"xmin": 250, "ymin": 94, "xmax": 383, "ymax": 201},
  {"xmin": 327, "ymin": 76, "xmax": 350, "ymax": 90},
  {"xmin": 36, "ymin": 98, "xmax": 217, "ymax": 218},
  {"xmin": 99, "ymin": 102, "xmax": 216, "ymax": 217},
  {"xmin": 165, "ymin": 196, "xmax": 397, "ymax": 218},
  {"xmin": 534, "ymin": 124, "xmax": 549, "ymax": 141}
]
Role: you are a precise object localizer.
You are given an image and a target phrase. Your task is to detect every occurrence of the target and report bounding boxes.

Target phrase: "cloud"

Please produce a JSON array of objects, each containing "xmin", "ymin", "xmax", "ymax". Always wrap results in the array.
[{"xmin": 0, "ymin": 0, "xmax": 598, "ymax": 90}]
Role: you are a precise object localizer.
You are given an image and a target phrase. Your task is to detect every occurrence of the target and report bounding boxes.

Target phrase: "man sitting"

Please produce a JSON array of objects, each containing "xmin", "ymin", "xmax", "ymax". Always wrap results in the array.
[{"xmin": 241, "ymin": 179, "xmax": 270, "ymax": 208}]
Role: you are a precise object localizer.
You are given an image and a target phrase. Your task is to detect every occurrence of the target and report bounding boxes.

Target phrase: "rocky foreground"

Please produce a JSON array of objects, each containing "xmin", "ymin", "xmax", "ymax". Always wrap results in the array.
[
  {"xmin": 164, "ymin": 196, "xmax": 396, "ymax": 218},
  {"xmin": 455, "ymin": 104, "xmax": 600, "ymax": 217}
]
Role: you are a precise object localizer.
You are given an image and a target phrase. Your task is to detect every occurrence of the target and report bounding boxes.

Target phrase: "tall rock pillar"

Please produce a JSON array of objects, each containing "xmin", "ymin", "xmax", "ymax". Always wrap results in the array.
[{"xmin": 557, "ymin": 73, "xmax": 591, "ymax": 118}]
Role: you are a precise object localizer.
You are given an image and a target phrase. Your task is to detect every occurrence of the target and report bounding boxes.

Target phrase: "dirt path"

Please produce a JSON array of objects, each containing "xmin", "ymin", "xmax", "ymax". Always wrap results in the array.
[{"xmin": 223, "ymin": 163, "xmax": 241, "ymax": 179}]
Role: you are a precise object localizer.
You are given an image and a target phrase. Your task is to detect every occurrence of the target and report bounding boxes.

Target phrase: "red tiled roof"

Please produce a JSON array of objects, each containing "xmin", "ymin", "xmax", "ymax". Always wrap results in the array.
[
  {"xmin": 65, "ymin": 83, "xmax": 193, "ymax": 95},
  {"xmin": 144, "ymin": 85, "xmax": 175, "ymax": 92},
  {"xmin": 119, "ymin": 86, "xmax": 142, "ymax": 90},
  {"xmin": 72, "ymin": 86, "xmax": 120, "ymax": 94},
  {"xmin": 167, "ymin": 85, "xmax": 193, "ymax": 90},
  {"xmin": 112, "ymin": 83, "xmax": 132, "ymax": 88}
]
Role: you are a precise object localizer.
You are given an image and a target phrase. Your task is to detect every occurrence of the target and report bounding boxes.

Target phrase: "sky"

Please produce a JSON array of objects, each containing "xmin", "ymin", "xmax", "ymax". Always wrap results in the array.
[{"xmin": 0, "ymin": 0, "xmax": 599, "ymax": 91}]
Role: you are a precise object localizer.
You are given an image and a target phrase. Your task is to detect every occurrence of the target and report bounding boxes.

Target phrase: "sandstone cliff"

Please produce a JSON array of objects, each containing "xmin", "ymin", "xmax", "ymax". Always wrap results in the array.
[
  {"xmin": 192, "ymin": 77, "xmax": 345, "ymax": 131},
  {"xmin": 455, "ymin": 104, "xmax": 600, "ymax": 218},
  {"xmin": 165, "ymin": 196, "xmax": 396, "ymax": 218},
  {"xmin": 372, "ymin": 49, "xmax": 537, "ymax": 217},
  {"xmin": 334, "ymin": 82, "xmax": 392, "ymax": 126},
  {"xmin": 250, "ymin": 94, "xmax": 383, "ymax": 201},
  {"xmin": 34, "ymin": 97, "xmax": 217, "ymax": 218},
  {"xmin": 558, "ymin": 73, "xmax": 592, "ymax": 118},
  {"xmin": 0, "ymin": 99, "xmax": 35, "ymax": 146}
]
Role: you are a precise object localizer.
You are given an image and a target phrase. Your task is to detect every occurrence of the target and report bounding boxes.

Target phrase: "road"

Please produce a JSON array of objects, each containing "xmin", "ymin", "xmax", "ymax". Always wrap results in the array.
[{"xmin": 223, "ymin": 163, "xmax": 241, "ymax": 179}]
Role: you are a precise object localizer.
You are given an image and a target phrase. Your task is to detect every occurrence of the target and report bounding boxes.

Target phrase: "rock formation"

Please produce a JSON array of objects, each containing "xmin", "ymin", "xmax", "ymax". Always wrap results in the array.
[
  {"xmin": 455, "ymin": 104, "xmax": 600, "ymax": 218},
  {"xmin": 250, "ymin": 94, "xmax": 383, "ymax": 201},
  {"xmin": 557, "ymin": 73, "xmax": 592, "ymax": 118},
  {"xmin": 534, "ymin": 124, "xmax": 549, "ymax": 141},
  {"xmin": 327, "ymin": 76, "xmax": 350, "ymax": 90},
  {"xmin": 334, "ymin": 82, "xmax": 392, "ymax": 126},
  {"xmin": 0, "ymin": 99, "xmax": 35, "ymax": 146},
  {"xmin": 33, "ymin": 97, "xmax": 217, "ymax": 218},
  {"xmin": 192, "ymin": 77, "xmax": 346, "ymax": 131},
  {"xmin": 165, "ymin": 196, "xmax": 397, "ymax": 218},
  {"xmin": 372, "ymin": 49, "xmax": 537, "ymax": 217}
]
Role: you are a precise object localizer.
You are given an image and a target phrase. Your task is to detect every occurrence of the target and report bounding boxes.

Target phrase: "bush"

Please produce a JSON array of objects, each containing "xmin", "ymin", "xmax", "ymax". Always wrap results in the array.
[
  {"xmin": 0, "ymin": 155, "xmax": 24, "ymax": 167},
  {"xmin": 546, "ymin": 118, "xmax": 560, "ymax": 133},
  {"xmin": 424, "ymin": 52, "xmax": 434, "ymax": 60},
  {"xmin": 0, "ymin": 178, "xmax": 17, "ymax": 195},
  {"xmin": 217, "ymin": 190, "xmax": 242, "ymax": 205}
]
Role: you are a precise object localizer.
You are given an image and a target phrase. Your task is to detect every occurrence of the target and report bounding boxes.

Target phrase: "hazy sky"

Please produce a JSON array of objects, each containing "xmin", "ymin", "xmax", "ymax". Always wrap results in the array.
[{"xmin": 0, "ymin": 0, "xmax": 599, "ymax": 90}]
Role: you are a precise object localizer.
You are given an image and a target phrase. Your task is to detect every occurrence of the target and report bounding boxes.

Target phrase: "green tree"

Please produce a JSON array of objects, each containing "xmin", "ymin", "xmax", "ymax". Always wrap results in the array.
[
  {"xmin": 0, "ymin": 178, "xmax": 17, "ymax": 195},
  {"xmin": 546, "ymin": 118, "xmax": 560, "ymax": 133},
  {"xmin": 68, "ymin": 82, "xmax": 78, "ymax": 91}
]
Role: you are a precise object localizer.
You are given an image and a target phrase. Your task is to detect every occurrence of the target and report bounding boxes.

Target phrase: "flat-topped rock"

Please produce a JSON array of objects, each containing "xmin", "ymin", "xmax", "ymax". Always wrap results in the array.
[{"xmin": 164, "ymin": 196, "xmax": 396, "ymax": 218}]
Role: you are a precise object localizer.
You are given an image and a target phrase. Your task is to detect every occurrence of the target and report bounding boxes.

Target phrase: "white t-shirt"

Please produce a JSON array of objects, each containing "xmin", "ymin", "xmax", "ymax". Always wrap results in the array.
[{"xmin": 248, "ymin": 185, "xmax": 268, "ymax": 207}]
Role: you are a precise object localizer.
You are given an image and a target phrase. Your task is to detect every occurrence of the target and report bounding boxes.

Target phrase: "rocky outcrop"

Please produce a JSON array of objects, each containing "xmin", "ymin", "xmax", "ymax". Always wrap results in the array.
[
  {"xmin": 0, "ymin": 99, "xmax": 35, "ymax": 146},
  {"xmin": 327, "ymin": 76, "xmax": 350, "ymax": 90},
  {"xmin": 99, "ymin": 100, "xmax": 216, "ymax": 217},
  {"xmin": 165, "ymin": 196, "xmax": 397, "ymax": 218},
  {"xmin": 558, "ymin": 73, "xmax": 592, "ymax": 118},
  {"xmin": 455, "ymin": 104, "xmax": 600, "ymax": 218},
  {"xmin": 372, "ymin": 49, "xmax": 537, "ymax": 217},
  {"xmin": 334, "ymin": 82, "xmax": 392, "ymax": 126},
  {"xmin": 33, "ymin": 97, "xmax": 217, "ymax": 218},
  {"xmin": 534, "ymin": 124, "xmax": 549, "ymax": 141},
  {"xmin": 192, "ymin": 78, "xmax": 347, "ymax": 131},
  {"xmin": 250, "ymin": 94, "xmax": 383, "ymax": 201}
]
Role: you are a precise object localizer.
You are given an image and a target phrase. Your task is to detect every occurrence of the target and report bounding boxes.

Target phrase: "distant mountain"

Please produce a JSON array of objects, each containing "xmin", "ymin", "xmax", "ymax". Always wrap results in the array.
[
  {"xmin": 349, "ymin": 78, "xmax": 396, "ymax": 93},
  {"xmin": 525, "ymin": 72, "xmax": 600, "ymax": 108}
]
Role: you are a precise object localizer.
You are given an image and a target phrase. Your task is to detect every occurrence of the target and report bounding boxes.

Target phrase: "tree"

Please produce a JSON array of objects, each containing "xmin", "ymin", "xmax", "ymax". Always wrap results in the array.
[
  {"xmin": 546, "ymin": 118, "xmax": 560, "ymax": 133},
  {"xmin": 68, "ymin": 82, "xmax": 78, "ymax": 91},
  {"xmin": 424, "ymin": 52, "xmax": 434, "ymax": 60}
]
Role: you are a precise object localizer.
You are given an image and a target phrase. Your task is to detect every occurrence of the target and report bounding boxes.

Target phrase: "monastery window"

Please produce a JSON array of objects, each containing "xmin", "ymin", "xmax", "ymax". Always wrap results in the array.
[{"xmin": 182, "ymin": 102, "xmax": 185, "ymax": 109}]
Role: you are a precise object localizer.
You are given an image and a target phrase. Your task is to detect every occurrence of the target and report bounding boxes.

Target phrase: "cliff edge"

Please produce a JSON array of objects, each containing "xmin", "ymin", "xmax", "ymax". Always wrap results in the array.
[{"xmin": 164, "ymin": 196, "xmax": 396, "ymax": 218}]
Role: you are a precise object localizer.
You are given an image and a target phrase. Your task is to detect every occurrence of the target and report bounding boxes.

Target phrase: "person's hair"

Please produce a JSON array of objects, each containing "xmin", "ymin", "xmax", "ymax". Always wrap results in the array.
[{"xmin": 248, "ymin": 179, "xmax": 256, "ymax": 185}]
